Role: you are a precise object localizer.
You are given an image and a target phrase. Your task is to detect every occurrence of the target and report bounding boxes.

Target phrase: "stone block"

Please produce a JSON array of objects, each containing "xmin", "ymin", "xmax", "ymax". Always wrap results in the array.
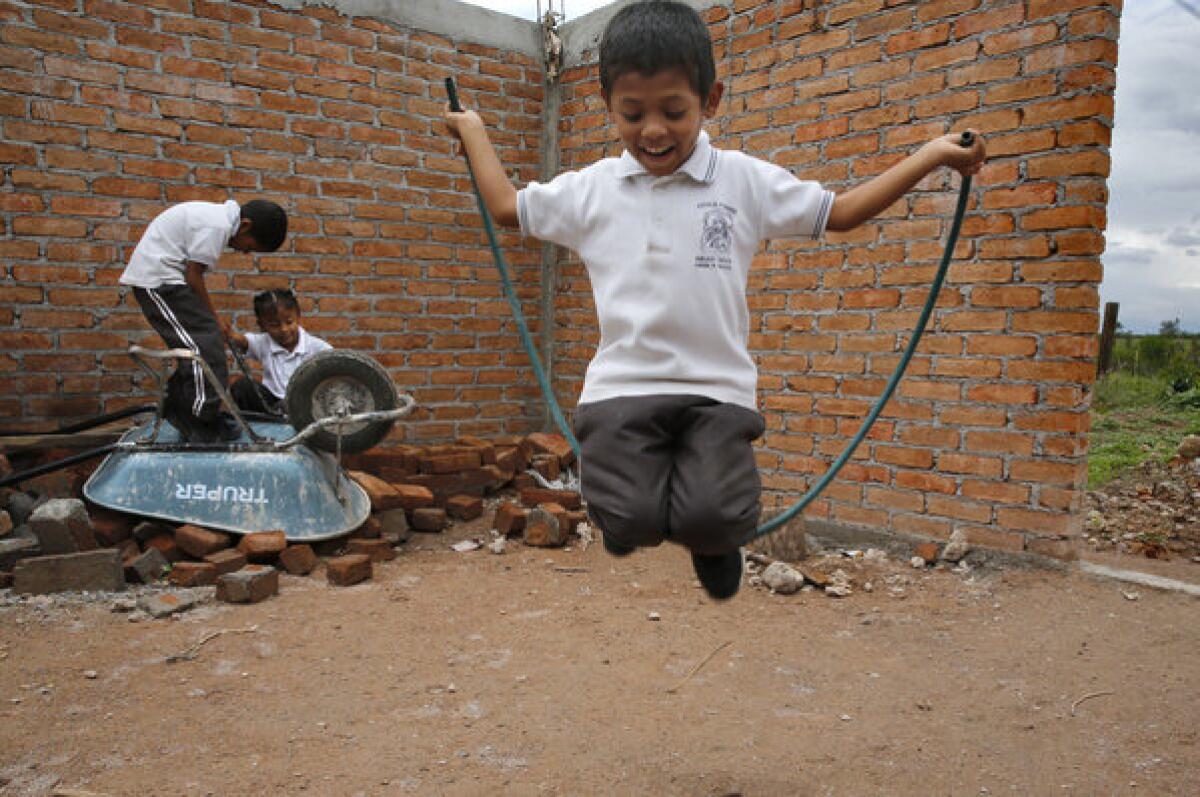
[
  {"xmin": 216, "ymin": 565, "xmax": 279, "ymax": 603},
  {"xmin": 523, "ymin": 506, "xmax": 569, "ymax": 548},
  {"xmin": 349, "ymin": 515, "xmax": 382, "ymax": 539},
  {"xmin": 139, "ymin": 591, "xmax": 199, "ymax": 618},
  {"xmin": 411, "ymin": 507, "xmax": 446, "ymax": 532},
  {"xmin": 531, "ymin": 454, "xmax": 560, "ymax": 482},
  {"xmin": 445, "ymin": 494, "xmax": 483, "ymax": 521},
  {"xmin": 348, "ymin": 471, "xmax": 403, "ymax": 511},
  {"xmin": 376, "ymin": 508, "xmax": 410, "ymax": 545},
  {"xmin": 237, "ymin": 530, "xmax": 287, "ymax": 563},
  {"xmin": 143, "ymin": 533, "xmax": 182, "ymax": 563},
  {"xmin": 526, "ymin": 432, "xmax": 575, "ymax": 466},
  {"xmin": 124, "ymin": 547, "xmax": 169, "ymax": 584},
  {"xmin": 6, "ymin": 491, "xmax": 37, "ymax": 526},
  {"xmin": 392, "ymin": 483, "xmax": 436, "ymax": 511},
  {"xmin": 519, "ymin": 487, "xmax": 581, "ymax": 511},
  {"xmin": 204, "ymin": 548, "xmax": 247, "ymax": 575},
  {"xmin": 346, "ymin": 538, "xmax": 396, "ymax": 562},
  {"xmin": 0, "ymin": 533, "xmax": 39, "ymax": 571},
  {"xmin": 86, "ymin": 506, "xmax": 134, "ymax": 546},
  {"xmin": 174, "ymin": 524, "xmax": 231, "ymax": 559},
  {"xmin": 29, "ymin": 498, "xmax": 97, "ymax": 555},
  {"xmin": 168, "ymin": 561, "xmax": 218, "ymax": 587},
  {"xmin": 418, "ymin": 450, "xmax": 482, "ymax": 474},
  {"xmin": 326, "ymin": 553, "xmax": 372, "ymax": 586},
  {"xmin": 278, "ymin": 544, "xmax": 319, "ymax": 575},
  {"xmin": 132, "ymin": 520, "xmax": 173, "ymax": 543},
  {"xmin": 13, "ymin": 549, "xmax": 124, "ymax": 594},
  {"xmin": 493, "ymin": 502, "xmax": 527, "ymax": 537}
]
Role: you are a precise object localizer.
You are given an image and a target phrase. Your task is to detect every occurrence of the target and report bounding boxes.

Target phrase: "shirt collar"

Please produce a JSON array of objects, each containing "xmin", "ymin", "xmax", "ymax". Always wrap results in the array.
[
  {"xmin": 266, "ymin": 327, "xmax": 311, "ymax": 357},
  {"xmin": 617, "ymin": 130, "xmax": 718, "ymax": 183}
]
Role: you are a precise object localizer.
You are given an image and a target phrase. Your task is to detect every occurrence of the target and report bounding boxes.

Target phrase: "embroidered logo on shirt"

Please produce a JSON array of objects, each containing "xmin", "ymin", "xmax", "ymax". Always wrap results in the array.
[{"xmin": 695, "ymin": 202, "xmax": 736, "ymax": 270}]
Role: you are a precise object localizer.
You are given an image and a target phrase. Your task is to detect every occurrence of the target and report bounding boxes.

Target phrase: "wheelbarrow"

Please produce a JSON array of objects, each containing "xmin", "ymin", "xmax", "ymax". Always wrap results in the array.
[{"xmin": 1, "ymin": 346, "xmax": 416, "ymax": 542}]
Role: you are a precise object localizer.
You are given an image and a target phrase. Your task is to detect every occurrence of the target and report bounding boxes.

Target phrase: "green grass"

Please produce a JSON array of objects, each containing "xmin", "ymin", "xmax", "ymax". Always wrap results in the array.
[{"xmin": 1088, "ymin": 372, "xmax": 1200, "ymax": 488}]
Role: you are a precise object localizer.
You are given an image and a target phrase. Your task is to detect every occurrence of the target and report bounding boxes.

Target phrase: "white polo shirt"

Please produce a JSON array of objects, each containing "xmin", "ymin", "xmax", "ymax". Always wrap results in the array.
[
  {"xmin": 518, "ymin": 130, "xmax": 834, "ymax": 410},
  {"xmin": 244, "ymin": 328, "xmax": 333, "ymax": 399},
  {"xmin": 119, "ymin": 200, "xmax": 241, "ymax": 289}
]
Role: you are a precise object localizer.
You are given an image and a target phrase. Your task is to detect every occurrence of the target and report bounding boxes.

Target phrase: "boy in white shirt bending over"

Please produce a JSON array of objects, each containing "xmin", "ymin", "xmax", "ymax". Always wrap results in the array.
[
  {"xmin": 119, "ymin": 199, "xmax": 288, "ymax": 442},
  {"xmin": 443, "ymin": 0, "xmax": 985, "ymax": 600}
]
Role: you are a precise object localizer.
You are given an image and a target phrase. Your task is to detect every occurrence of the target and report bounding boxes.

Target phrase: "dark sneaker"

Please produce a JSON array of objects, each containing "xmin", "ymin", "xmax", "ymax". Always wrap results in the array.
[
  {"xmin": 602, "ymin": 534, "xmax": 635, "ymax": 557},
  {"xmin": 691, "ymin": 549, "xmax": 743, "ymax": 600}
]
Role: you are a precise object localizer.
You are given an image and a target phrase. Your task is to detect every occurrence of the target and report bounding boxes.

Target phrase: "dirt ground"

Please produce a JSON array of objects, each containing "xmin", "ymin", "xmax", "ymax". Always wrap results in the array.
[{"xmin": 1, "ymin": 516, "xmax": 1198, "ymax": 797}]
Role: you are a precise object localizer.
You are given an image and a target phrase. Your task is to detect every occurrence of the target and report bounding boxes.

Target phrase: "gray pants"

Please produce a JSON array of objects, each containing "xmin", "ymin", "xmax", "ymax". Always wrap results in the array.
[{"xmin": 573, "ymin": 394, "xmax": 766, "ymax": 555}]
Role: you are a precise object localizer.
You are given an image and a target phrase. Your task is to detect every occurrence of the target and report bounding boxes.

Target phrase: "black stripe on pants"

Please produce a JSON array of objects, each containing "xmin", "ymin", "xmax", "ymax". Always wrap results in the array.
[{"xmin": 133, "ymin": 285, "xmax": 228, "ymax": 424}]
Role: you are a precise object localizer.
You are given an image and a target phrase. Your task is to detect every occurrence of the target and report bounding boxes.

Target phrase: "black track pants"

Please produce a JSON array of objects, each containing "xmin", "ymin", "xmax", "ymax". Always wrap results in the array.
[{"xmin": 133, "ymin": 285, "xmax": 228, "ymax": 424}]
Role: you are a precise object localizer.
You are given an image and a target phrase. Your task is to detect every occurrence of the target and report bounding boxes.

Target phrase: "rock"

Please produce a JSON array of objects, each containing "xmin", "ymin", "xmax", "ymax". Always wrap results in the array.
[
  {"xmin": 750, "ymin": 515, "xmax": 808, "ymax": 562},
  {"xmin": 326, "ymin": 554, "xmax": 372, "ymax": 586},
  {"xmin": 0, "ymin": 532, "xmax": 39, "ymax": 571},
  {"xmin": 86, "ymin": 507, "xmax": 134, "ymax": 546},
  {"xmin": 345, "ymin": 538, "xmax": 396, "ymax": 563},
  {"xmin": 915, "ymin": 541, "xmax": 940, "ymax": 565},
  {"xmin": 216, "ymin": 565, "xmax": 279, "ymax": 603},
  {"xmin": 237, "ymin": 530, "xmax": 287, "ymax": 563},
  {"xmin": 124, "ymin": 548, "xmax": 169, "ymax": 584},
  {"xmin": 1179, "ymin": 435, "xmax": 1200, "ymax": 460},
  {"xmin": 348, "ymin": 471, "xmax": 404, "ymax": 511},
  {"xmin": 825, "ymin": 569, "xmax": 853, "ymax": 598},
  {"xmin": 174, "ymin": 524, "xmax": 231, "ymax": 559},
  {"xmin": 13, "ymin": 549, "xmax": 124, "ymax": 595},
  {"xmin": 910, "ymin": 556, "xmax": 926, "ymax": 569},
  {"xmin": 376, "ymin": 508, "xmax": 410, "ymax": 545},
  {"xmin": 6, "ymin": 491, "xmax": 37, "ymax": 526},
  {"xmin": 488, "ymin": 537, "xmax": 506, "ymax": 555},
  {"xmin": 278, "ymin": 544, "xmax": 319, "ymax": 575},
  {"xmin": 493, "ymin": 502, "xmax": 527, "ymax": 537},
  {"xmin": 445, "ymin": 494, "xmax": 484, "ymax": 521},
  {"xmin": 940, "ymin": 529, "xmax": 970, "ymax": 563},
  {"xmin": 761, "ymin": 561, "xmax": 805, "ymax": 595},
  {"xmin": 523, "ymin": 506, "xmax": 568, "ymax": 548},
  {"xmin": 203, "ymin": 548, "xmax": 247, "ymax": 575},
  {"xmin": 143, "ymin": 533, "xmax": 182, "ymax": 563},
  {"xmin": 168, "ymin": 561, "xmax": 218, "ymax": 587},
  {"xmin": 139, "ymin": 591, "xmax": 200, "ymax": 618},
  {"xmin": 519, "ymin": 487, "xmax": 581, "ymax": 511},
  {"xmin": 29, "ymin": 498, "xmax": 97, "ymax": 555},
  {"xmin": 411, "ymin": 507, "xmax": 446, "ymax": 532}
]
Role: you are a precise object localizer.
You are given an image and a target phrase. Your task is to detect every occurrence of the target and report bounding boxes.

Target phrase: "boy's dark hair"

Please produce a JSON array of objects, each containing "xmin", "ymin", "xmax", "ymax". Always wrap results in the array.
[
  {"xmin": 599, "ymin": 0, "xmax": 716, "ymax": 100},
  {"xmin": 240, "ymin": 199, "xmax": 288, "ymax": 252},
  {"xmin": 253, "ymin": 288, "xmax": 300, "ymax": 320}
]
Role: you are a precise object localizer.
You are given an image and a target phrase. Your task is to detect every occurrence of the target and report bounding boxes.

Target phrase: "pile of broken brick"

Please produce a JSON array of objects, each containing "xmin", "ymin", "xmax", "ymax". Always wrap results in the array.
[{"xmin": 0, "ymin": 431, "xmax": 584, "ymax": 605}]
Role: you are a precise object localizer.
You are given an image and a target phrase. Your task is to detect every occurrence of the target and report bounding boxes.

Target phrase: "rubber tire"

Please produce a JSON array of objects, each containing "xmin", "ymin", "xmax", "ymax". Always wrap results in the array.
[{"xmin": 284, "ymin": 350, "xmax": 399, "ymax": 454}]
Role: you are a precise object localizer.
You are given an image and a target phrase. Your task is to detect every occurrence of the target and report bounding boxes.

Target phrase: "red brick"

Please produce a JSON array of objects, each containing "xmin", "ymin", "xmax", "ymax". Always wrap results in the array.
[
  {"xmin": 493, "ymin": 502, "xmax": 528, "ymax": 537},
  {"xmin": 169, "ymin": 561, "xmax": 218, "ymax": 587},
  {"xmin": 345, "ymin": 538, "xmax": 396, "ymax": 563},
  {"xmin": 326, "ymin": 554, "xmax": 372, "ymax": 586},
  {"xmin": 237, "ymin": 531, "xmax": 287, "ymax": 563},
  {"xmin": 174, "ymin": 524, "xmax": 231, "ymax": 559},
  {"xmin": 204, "ymin": 548, "xmax": 246, "ymax": 575},
  {"xmin": 278, "ymin": 544, "xmax": 319, "ymax": 575}
]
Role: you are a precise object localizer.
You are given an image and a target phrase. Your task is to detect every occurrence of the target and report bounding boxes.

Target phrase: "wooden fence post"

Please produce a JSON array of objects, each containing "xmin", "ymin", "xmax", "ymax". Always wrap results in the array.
[{"xmin": 1097, "ymin": 301, "xmax": 1119, "ymax": 376}]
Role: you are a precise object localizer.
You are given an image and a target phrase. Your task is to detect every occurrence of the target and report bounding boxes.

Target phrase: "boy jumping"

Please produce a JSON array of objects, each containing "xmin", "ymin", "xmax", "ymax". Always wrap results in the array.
[
  {"xmin": 119, "ymin": 199, "xmax": 288, "ymax": 442},
  {"xmin": 443, "ymin": 0, "xmax": 985, "ymax": 599}
]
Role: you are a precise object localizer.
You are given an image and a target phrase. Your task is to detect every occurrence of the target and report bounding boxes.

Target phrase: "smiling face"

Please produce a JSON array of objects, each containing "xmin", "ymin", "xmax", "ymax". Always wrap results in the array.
[
  {"xmin": 257, "ymin": 305, "xmax": 301, "ymax": 352},
  {"xmin": 605, "ymin": 67, "xmax": 723, "ymax": 178}
]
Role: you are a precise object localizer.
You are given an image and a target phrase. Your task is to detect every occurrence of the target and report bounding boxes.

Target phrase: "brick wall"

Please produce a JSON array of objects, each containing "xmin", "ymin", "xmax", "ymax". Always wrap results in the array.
[
  {"xmin": 1, "ymin": 0, "xmax": 1121, "ymax": 557},
  {"xmin": 0, "ymin": 0, "xmax": 547, "ymax": 442},
  {"xmin": 556, "ymin": 0, "xmax": 1118, "ymax": 557}
]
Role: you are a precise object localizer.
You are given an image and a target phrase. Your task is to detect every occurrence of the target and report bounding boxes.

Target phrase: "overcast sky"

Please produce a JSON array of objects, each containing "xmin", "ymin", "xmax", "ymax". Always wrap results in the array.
[{"xmin": 463, "ymin": 0, "xmax": 1200, "ymax": 334}]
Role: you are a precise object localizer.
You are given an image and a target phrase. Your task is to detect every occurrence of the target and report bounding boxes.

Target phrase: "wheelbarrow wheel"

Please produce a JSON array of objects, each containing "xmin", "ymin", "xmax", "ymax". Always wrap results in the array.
[{"xmin": 284, "ymin": 350, "xmax": 399, "ymax": 454}]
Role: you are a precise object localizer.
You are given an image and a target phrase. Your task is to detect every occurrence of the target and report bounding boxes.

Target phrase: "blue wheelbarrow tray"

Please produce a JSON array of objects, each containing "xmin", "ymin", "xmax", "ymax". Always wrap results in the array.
[{"xmin": 83, "ymin": 420, "xmax": 370, "ymax": 542}]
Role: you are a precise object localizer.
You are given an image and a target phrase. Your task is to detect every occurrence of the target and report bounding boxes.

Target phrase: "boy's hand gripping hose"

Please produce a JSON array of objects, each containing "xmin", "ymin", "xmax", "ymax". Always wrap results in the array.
[{"xmin": 447, "ymin": 75, "xmax": 972, "ymax": 541}]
